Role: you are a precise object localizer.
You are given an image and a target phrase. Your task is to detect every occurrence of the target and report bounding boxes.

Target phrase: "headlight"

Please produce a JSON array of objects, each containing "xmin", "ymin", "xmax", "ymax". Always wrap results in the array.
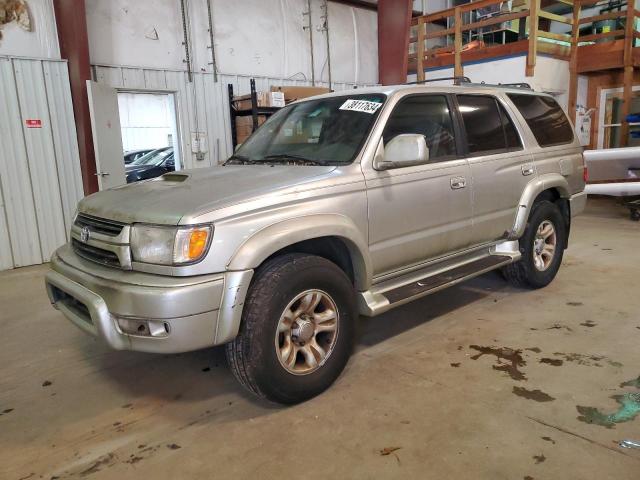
[{"xmin": 130, "ymin": 224, "xmax": 212, "ymax": 265}]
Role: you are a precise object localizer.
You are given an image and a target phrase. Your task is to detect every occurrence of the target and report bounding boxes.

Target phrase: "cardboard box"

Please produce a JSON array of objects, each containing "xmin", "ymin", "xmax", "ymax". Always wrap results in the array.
[
  {"xmin": 235, "ymin": 115, "xmax": 267, "ymax": 144},
  {"xmin": 270, "ymin": 86, "xmax": 332, "ymax": 104},
  {"xmin": 233, "ymin": 91, "xmax": 284, "ymax": 110}
]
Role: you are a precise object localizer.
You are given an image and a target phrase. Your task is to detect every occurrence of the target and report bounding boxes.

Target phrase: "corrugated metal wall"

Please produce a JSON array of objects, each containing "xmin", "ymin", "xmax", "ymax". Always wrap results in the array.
[
  {"xmin": 0, "ymin": 57, "xmax": 84, "ymax": 271},
  {"xmin": 92, "ymin": 65, "xmax": 378, "ymax": 170}
]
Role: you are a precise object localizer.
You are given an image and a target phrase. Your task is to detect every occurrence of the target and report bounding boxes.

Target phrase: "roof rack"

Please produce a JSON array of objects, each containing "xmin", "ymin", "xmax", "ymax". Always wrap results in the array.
[
  {"xmin": 407, "ymin": 77, "xmax": 533, "ymax": 90},
  {"xmin": 406, "ymin": 76, "xmax": 471, "ymax": 86},
  {"xmin": 465, "ymin": 81, "xmax": 533, "ymax": 90}
]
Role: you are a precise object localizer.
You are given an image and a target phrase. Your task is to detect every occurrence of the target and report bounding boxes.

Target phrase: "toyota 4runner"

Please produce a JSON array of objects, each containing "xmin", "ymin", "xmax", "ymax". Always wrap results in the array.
[{"xmin": 45, "ymin": 83, "xmax": 587, "ymax": 404}]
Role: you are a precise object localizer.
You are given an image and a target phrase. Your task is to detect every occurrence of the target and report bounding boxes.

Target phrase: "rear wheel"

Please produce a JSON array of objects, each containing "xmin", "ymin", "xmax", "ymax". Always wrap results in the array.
[
  {"xmin": 503, "ymin": 200, "xmax": 566, "ymax": 289},
  {"xmin": 225, "ymin": 253, "xmax": 356, "ymax": 404}
]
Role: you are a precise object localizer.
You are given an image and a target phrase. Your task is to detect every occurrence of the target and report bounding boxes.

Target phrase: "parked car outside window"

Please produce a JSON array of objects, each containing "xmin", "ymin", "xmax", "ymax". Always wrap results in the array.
[{"xmin": 126, "ymin": 147, "xmax": 175, "ymax": 183}]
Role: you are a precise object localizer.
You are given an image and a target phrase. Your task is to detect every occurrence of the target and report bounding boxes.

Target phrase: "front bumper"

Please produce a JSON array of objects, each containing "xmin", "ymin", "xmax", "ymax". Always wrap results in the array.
[
  {"xmin": 45, "ymin": 245, "xmax": 252, "ymax": 353},
  {"xmin": 569, "ymin": 190, "xmax": 588, "ymax": 217}
]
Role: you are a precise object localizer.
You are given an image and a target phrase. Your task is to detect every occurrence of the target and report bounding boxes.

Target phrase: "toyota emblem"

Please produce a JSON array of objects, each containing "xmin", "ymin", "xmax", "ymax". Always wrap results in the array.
[{"xmin": 80, "ymin": 226, "xmax": 91, "ymax": 243}]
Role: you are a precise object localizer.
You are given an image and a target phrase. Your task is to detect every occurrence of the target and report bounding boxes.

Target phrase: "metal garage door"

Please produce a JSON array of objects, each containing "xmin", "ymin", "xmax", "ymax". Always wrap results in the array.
[{"xmin": 0, "ymin": 57, "xmax": 83, "ymax": 271}]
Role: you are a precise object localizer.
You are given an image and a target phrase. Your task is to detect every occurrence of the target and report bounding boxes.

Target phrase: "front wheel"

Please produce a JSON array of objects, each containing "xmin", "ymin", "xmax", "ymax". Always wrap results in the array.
[
  {"xmin": 225, "ymin": 253, "xmax": 356, "ymax": 404},
  {"xmin": 503, "ymin": 200, "xmax": 567, "ymax": 289}
]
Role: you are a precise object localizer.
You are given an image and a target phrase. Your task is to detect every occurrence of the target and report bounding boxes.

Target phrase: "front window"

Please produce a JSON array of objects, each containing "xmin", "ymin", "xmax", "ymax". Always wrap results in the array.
[{"xmin": 228, "ymin": 94, "xmax": 386, "ymax": 166}]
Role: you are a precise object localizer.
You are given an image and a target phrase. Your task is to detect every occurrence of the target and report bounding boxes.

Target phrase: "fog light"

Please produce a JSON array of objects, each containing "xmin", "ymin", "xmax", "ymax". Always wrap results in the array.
[{"xmin": 117, "ymin": 317, "xmax": 170, "ymax": 337}]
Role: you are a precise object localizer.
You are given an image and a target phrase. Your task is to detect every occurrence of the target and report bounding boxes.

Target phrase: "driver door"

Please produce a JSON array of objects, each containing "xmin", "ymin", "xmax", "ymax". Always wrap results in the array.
[{"xmin": 364, "ymin": 94, "xmax": 473, "ymax": 277}]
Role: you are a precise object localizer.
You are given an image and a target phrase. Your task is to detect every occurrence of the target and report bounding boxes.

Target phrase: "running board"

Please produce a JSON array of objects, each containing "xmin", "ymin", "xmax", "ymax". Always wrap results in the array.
[{"xmin": 358, "ymin": 254, "xmax": 516, "ymax": 317}]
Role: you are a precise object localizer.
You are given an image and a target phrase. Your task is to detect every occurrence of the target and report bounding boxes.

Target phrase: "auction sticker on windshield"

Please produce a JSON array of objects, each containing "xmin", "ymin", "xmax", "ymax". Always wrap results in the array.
[{"xmin": 339, "ymin": 99, "xmax": 382, "ymax": 114}]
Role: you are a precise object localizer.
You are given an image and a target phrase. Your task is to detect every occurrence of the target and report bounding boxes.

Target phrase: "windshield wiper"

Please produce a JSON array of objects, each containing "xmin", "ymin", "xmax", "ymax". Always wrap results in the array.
[
  {"xmin": 224, "ymin": 154, "xmax": 256, "ymax": 165},
  {"xmin": 260, "ymin": 154, "xmax": 327, "ymax": 166}
]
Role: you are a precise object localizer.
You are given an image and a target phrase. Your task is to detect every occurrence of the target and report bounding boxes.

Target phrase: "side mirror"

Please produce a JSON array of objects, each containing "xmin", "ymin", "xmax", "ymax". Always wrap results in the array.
[{"xmin": 375, "ymin": 134, "xmax": 429, "ymax": 170}]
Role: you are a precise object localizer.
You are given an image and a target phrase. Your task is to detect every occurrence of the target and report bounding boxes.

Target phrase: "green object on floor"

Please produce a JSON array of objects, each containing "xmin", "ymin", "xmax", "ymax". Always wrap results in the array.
[{"xmin": 577, "ymin": 378, "xmax": 640, "ymax": 428}]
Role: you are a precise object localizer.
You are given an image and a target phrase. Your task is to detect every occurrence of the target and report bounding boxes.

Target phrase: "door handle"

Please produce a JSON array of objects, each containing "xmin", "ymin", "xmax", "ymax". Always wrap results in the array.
[
  {"xmin": 521, "ymin": 165, "xmax": 535, "ymax": 176},
  {"xmin": 94, "ymin": 172, "xmax": 110, "ymax": 177},
  {"xmin": 450, "ymin": 177, "xmax": 466, "ymax": 189}
]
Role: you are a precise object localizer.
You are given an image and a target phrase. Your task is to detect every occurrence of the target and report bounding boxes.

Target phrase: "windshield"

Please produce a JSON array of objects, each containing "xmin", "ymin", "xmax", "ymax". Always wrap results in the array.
[
  {"xmin": 131, "ymin": 148, "xmax": 173, "ymax": 166},
  {"xmin": 229, "ymin": 93, "xmax": 386, "ymax": 165}
]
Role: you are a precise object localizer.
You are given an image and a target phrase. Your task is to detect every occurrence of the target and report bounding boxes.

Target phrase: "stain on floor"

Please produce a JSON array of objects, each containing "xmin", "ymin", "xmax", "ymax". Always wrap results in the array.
[
  {"xmin": 513, "ymin": 387, "xmax": 556, "ymax": 402},
  {"xmin": 540, "ymin": 358, "xmax": 563, "ymax": 366},
  {"xmin": 469, "ymin": 345, "xmax": 527, "ymax": 381},
  {"xmin": 532, "ymin": 454, "xmax": 546, "ymax": 464}
]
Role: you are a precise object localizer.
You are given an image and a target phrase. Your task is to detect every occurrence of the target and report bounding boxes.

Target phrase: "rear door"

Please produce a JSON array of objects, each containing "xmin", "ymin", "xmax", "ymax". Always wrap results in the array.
[{"xmin": 455, "ymin": 94, "xmax": 533, "ymax": 245}]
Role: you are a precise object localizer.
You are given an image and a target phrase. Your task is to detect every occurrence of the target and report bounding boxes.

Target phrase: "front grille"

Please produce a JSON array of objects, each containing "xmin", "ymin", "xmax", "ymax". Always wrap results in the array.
[
  {"xmin": 72, "ymin": 239, "xmax": 121, "ymax": 268},
  {"xmin": 75, "ymin": 213, "xmax": 125, "ymax": 237}
]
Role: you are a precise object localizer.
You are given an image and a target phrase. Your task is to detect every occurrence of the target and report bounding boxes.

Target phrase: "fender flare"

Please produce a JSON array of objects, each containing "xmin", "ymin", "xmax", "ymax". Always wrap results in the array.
[
  {"xmin": 226, "ymin": 213, "xmax": 373, "ymax": 291},
  {"xmin": 509, "ymin": 174, "xmax": 570, "ymax": 239}
]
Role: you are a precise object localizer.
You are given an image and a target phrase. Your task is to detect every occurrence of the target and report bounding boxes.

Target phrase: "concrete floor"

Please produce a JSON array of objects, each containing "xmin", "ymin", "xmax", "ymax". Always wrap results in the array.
[{"xmin": 1, "ymin": 197, "xmax": 639, "ymax": 480}]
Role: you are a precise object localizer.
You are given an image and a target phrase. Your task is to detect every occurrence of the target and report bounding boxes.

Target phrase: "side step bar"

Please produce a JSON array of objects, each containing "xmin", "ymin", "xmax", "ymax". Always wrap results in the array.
[{"xmin": 358, "ymin": 253, "xmax": 516, "ymax": 317}]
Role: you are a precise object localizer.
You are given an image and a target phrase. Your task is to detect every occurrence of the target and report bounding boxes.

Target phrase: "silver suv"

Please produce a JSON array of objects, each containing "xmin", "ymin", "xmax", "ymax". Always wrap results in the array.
[{"xmin": 45, "ymin": 84, "xmax": 587, "ymax": 403}]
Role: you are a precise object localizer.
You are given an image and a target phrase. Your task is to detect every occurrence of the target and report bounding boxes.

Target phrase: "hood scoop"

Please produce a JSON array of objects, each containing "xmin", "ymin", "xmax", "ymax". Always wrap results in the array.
[{"xmin": 161, "ymin": 173, "xmax": 189, "ymax": 182}]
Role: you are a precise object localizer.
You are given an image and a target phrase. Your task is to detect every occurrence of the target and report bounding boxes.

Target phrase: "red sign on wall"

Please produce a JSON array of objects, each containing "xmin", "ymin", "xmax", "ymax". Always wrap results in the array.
[{"xmin": 25, "ymin": 119, "xmax": 42, "ymax": 128}]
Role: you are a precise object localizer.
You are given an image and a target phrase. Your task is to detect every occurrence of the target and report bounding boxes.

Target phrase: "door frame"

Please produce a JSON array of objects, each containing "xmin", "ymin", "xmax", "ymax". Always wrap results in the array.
[{"xmin": 597, "ymin": 85, "xmax": 640, "ymax": 149}]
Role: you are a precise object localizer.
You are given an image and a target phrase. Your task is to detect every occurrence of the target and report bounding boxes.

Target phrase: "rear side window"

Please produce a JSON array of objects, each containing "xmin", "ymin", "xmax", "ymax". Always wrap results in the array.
[
  {"xmin": 500, "ymin": 104, "xmax": 522, "ymax": 150},
  {"xmin": 457, "ymin": 95, "xmax": 522, "ymax": 155},
  {"xmin": 507, "ymin": 94, "xmax": 574, "ymax": 147},
  {"xmin": 383, "ymin": 95, "xmax": 457, "ymax": 161}
]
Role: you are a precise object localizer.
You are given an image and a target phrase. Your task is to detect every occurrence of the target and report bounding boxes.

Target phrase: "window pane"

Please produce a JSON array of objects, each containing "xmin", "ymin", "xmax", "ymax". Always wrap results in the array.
[
  {"xmin": 499, "ymin": 104, "xmax": 523, "ymax": 150},
  {"xmin": 457, "ymin": 95, "xmax": 506, "ymax": 154},
  {"xmin": 508, "ymin": 94, "xmax": 574, "ymax": 147},
  {"xmin": 383, "ymin": 95, "xmax": 456, "ymax": 160},
  {"xmin": 237, "ymin": 94, "xmax": 386, "ymax": 165}
]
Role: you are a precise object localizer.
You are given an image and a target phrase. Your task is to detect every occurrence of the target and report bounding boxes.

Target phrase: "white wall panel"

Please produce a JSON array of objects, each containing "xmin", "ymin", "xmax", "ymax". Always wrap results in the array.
[
  {"xmin": 0, "ymin": 57, "xmax": 83, "ymax": 270},
  {"xmin": 13, "ymin": 59, "xmax": 67, "ymax": 261},
  {"xmin": 0, "ymin": 58, "xmax": 42, "ymax": 267},
  {"xmin": 42, "ymin": 61, "xmax": 84, "ymax": 234},
  {"xmin": 85, "ymin": 0, "xmax": 379, "ymax": 85},
  {"xmin": 0, "ymin": 0, "xmax": 60, "ymax": 59},
  {"xmin": 0, "ymin": 181, "xmax": 13, "ymax": 270}
]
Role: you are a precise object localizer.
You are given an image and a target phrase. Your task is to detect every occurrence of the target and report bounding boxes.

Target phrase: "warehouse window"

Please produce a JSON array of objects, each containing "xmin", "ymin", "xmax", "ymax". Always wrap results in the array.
[{"xmin": 507, "ymin": 94, "xmax": 575, "ymax": 147}]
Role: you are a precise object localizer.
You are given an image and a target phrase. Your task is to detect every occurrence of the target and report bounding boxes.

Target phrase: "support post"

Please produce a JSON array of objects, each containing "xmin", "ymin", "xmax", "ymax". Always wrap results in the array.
[
  {"xmin": 454, "ymin": 7, "xmax": 463, "ymax": 78},
  {"xmin": 378, "ymin": 0, "xmax": 413, "ymax": 85},
  {"xmin": 621, "ymin": 5, "xmax": 635, "ymax": 147},
  {"xmin": 416, "ymin": 17, "xmax": 426, "ymax": 82},
  {"xmin": 53, "ymin": 0, "xmax": 98, "ymax": 195},
  {"xmin": 568, "ymin": 2, "xmax": 581, "ymax": 124},
  {"xmin": 526, "ymin": 0, "xmax": 540, "ymax": 77}
]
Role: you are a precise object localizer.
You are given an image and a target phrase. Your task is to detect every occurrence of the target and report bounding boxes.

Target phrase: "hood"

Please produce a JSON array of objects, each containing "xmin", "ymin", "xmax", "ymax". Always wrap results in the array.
[{"xmin": 79, "ymin": 165, "xmax": 337, "ymax": 225}]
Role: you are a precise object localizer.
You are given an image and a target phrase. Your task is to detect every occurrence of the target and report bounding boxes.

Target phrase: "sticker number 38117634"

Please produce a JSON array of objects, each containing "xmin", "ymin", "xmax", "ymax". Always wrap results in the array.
[{"xmin": 339, "ymin": 99, "xmax": 383, "ymax": 114}]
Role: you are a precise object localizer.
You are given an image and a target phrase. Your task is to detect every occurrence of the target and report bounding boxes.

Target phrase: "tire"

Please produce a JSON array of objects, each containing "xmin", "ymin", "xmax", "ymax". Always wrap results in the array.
[
  {"xmin": 502, "ymin": 200, "xmax": 567, "ymax": 289},
  {"xmin": 225, "ymin": 253, "xmax": 356, "ymax": 404}
]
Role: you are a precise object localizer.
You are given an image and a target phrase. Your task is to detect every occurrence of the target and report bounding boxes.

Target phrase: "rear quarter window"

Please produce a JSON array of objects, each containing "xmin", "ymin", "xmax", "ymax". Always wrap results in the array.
[{"xmin": 507, "ymin": 94, "xmax": 575, "ymax": 147}]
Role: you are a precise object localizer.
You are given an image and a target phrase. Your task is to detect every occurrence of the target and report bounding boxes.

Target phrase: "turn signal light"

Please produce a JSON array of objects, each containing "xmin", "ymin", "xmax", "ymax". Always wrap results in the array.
[{"xmin": 188, "ymin": 229, "xmax": 209, "ymax": 260}]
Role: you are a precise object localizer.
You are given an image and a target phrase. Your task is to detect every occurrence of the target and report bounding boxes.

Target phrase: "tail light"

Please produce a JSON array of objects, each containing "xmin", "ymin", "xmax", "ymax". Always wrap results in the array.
[{"xmin": 583, "ymin": 166, "xmax": 589, "ymax": 183}]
